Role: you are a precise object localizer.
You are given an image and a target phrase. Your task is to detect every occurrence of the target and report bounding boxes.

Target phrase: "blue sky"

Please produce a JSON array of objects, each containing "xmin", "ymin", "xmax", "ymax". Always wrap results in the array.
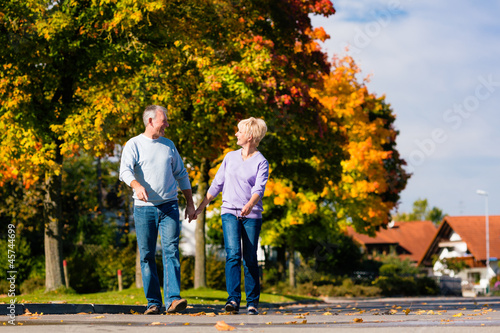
[{"xmin": 311, "ymin": 0, "xmax": 500, "ymax": 217}]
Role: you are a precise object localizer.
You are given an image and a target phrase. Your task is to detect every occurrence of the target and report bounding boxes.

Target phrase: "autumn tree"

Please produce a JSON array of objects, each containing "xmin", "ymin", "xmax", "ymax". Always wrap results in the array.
[
  {"xmin": 0, "ymin": 0, "xmax": 184, "ymax": 290},
  {"xmin": 311, "ymin": 55, "xmax": 410, "ymax": 236},
  {"xmin": 137, "ymin": 0, "xmax": 339, "ymax": 287},
  {"xmin": 259, "ymin": 54, "xmax": 409, "ymax": 285}
]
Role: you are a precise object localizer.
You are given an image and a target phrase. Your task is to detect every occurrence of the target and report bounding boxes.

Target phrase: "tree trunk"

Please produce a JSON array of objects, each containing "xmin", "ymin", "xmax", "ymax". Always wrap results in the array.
[
  {"xmin": 96, "ymin": 157, "xmax": 103, "ymax": 213},
  {"xmin": 43, "ymin": 171, "xmax": 65, "ymax": 291},
  {"xmin": 194, "ymin": 158, "xmax": 210, "ymax": 288},
  {"xmin": 276, "ymin": 246, "xmax": 286, "ymax": 282},
  {"xmin": 288, "ymin": 246, "xmax": 296, "ymax": 288}
]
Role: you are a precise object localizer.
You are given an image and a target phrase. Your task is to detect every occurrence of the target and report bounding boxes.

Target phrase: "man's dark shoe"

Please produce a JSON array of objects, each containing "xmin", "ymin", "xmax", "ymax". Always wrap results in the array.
[
  {"xmin": 144, "ymin": 305, "xmax": 161, "ymax": 315},
  {"xmin": 167, "ymin": 299, "xmax": 188, "ymax": 313},
  {"xmin": 224, "ymin": 301, "xmax": 239, "ymax": 313}
]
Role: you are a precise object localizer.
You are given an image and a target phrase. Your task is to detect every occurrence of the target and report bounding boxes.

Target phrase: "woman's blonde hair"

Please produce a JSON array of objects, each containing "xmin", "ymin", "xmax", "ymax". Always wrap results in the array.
[{"xmin": 238, "ymin": 117, "xmax": 267, "ymax": 147}]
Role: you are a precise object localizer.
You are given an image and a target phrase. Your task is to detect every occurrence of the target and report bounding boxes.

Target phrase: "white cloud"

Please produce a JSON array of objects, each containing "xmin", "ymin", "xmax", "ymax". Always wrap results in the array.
[{"xmin": 312, "ymin": 0, "xmax": 500, "ymax": 216}]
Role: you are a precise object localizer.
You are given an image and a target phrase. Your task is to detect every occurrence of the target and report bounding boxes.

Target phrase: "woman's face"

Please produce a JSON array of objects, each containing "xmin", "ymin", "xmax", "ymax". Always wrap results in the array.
[{"xmin": 236, "ymin": 127, "xmax": 251, "ymax": 146}]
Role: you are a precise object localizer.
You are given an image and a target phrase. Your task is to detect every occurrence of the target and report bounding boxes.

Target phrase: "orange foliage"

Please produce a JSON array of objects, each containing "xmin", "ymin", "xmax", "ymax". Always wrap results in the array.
[{"xmin": 311, "ymin": 55, "xmax": 407, "ymax": 234}]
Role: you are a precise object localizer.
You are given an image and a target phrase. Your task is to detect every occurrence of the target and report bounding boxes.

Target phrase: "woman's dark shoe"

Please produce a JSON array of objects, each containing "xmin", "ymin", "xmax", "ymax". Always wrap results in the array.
[
  {"xmin": 224, "ymin": 301, "xmax": 239, "ymax": 313},
  {"xmin": 247, "ymin": 306, "xmax": 259, "ymax": 315}
]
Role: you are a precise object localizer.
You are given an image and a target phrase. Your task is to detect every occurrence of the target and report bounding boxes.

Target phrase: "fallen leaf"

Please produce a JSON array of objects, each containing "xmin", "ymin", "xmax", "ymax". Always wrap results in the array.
[
  {"xmin": 453, "ymin": 313, "xmax": 463, "ymax": 317},
  {"xmin": 284, "ymin": 321, "xmax": 297, "ymax": 324},
  {"xmin": 294, "ymin": 315, "xmax": 306, "ymax": 319},
  {"xmin": 150, "ymin": 322, "xmax": 162, "ymax": 326},
  {"xmin": 323, "ymin": 312, "xmax": 333, "ymax": 315},
  {"xmin": 404, "ymin": 308, "xmax": 411, "ymax": 315},
  {"xmin": 92, "ymin": 316, "xmax": 105, "ymax": 319},
  {"xmin": 190, "ymin": 312, "xmax": 206, "ymax": 316},
  {"xmin": 215, "ymin": 320, "xmax": 235, "ymax": 331},
  {"xmin": 354, "ymin": 318, "xmax": 363, "ymax": 323},
  {"xmin": 206, "ymin": 312, "xmax": 217, "ymax": 317},
  {"xmin": 266, "ymin": 322, "xmax": 273, "ymax": 325}
]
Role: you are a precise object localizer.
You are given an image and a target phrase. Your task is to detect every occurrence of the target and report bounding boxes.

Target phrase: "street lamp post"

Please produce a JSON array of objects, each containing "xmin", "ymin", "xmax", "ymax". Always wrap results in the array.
[{"xmin": 477, "ymin": 190, "xmax": 490, "ymax": 294}]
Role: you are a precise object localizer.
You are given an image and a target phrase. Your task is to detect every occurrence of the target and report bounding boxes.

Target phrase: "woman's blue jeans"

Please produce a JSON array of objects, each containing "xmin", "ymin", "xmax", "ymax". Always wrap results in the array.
[
  {"xmin": 221, "ymin": 214, "xmax": 262, "ymax": 308},
  {"xmin": 134, "ymin": 201, "xmax": 182, "ymax": 310}
]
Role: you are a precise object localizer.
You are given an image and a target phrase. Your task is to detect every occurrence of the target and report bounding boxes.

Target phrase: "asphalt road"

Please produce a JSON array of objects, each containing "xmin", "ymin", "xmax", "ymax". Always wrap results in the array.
[{"xmin": 2, "ymin": 296, "xmax": 500, "ymax": 332}]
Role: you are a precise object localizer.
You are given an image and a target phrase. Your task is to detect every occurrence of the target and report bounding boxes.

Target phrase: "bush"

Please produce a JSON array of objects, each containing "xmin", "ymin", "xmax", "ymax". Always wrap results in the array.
[
  {"xmin": 95, "ymin": 239, "xmax": 136, "ymax": 291},
  {"xmin": 180, "ymin": 254, "xmax": 226, "ymax": 290},
  {"xmin": 372, "ymin": 254, "xmax": 439, "ymax": 296},
  {"xmin": 20, "ymin": 277, "xmax": 45, "ymax": 294},
  {"xmin": 262, "ymin": 278, "xmax": 381, "ymax": 298},
  {"xmin": 180, "ymin": 255, "xmax": 194, "ymax": 290}
]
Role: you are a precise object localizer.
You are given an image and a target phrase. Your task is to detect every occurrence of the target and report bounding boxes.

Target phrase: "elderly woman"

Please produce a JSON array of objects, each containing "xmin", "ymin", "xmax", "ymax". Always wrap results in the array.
[{"xmin": 194, "ymin": 117, "xmax": 269, "ymax": 315}]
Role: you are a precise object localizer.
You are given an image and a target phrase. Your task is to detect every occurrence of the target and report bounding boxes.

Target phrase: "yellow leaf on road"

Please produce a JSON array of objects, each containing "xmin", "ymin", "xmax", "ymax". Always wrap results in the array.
[
  {"xmin": 354, "ymin": 318, "xmax": 363, "ymax": 323},
  {"xmin": 453, "ymin": 312, "xmax": 463, "ymax": 317}
]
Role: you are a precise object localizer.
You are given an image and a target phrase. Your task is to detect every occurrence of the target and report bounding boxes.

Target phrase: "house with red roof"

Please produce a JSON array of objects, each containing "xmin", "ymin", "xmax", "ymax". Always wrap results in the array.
[
  {"xmin": 346, "ymin": 220, "xmax": 438, "ymax": 264},
  {"xmin": 420, "ymin": 216, "xmax": 500, "ymax": 295}
]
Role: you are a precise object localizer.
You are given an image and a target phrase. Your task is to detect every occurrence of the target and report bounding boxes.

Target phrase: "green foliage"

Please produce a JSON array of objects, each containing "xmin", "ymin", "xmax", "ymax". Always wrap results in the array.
[
  {"xmin": 373, "ymin": 254, "xmax": 439, "ymax": 296},
  {"xmin": 66, "ymin": 232, "xmax": 136, "ymax": 293},
  {"xmin": 95, "ymin": 239, "xmax": 136, "ymax": 291},
  {"xmin": 394, "ymin": 198, "xmax": 446, "ymax": 225},
  {"xmin": 296, "ymin": 230, "xmax": 363, "ymax": 277},
  {"xmin": 180, "ymin": 255, "xmax": 195, "ymax": 290},
  {"xmin": 263, "ymin": 278, "xmax": 381, "ymax": 298},
  {"xmin": 180, "ymin": 254, "xmax": 226, "ymax": 291},
  {"xmin": 0, "ymin": 234, "xmax": 38, "ymax": 294},
  {"xmin": 431, "ymin": 255, "xmax": 469, "ymax": 275}
]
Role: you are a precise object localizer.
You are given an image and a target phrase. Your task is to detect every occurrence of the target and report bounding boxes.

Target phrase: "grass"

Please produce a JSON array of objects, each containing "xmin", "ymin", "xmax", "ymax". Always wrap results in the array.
[{"xmin": 2, "ymin": 287, "xmax": 318, "ymax": 306}]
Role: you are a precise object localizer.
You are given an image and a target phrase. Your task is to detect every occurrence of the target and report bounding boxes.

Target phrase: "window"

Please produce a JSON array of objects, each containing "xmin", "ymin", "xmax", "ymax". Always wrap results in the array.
[{"xmin": 468, "ymin": 272, "xmax": 481, "ymax": 285}]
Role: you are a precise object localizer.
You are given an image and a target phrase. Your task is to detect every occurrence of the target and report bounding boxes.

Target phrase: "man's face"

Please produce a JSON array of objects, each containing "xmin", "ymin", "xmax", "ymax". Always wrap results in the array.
[{"xmin": 151, "ymin": 110, "xmax": 169, "ymax": 138}]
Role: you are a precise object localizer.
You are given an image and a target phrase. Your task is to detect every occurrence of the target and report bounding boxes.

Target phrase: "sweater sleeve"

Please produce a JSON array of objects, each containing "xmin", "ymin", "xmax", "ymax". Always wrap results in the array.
[
  {"xmin": 251, "ymin": 159, "xmax": 269, "ymax": 198},
  {"xmin": 119, "ymin": 140, "xmax": 137, "ymax": 187},
  {"xmin": 207, "ymin": 156, "xmax": 227, "ymax": 198},
  {"xmin": 171, "ymin": 144, "xmax": 191, "ymax": 191}
]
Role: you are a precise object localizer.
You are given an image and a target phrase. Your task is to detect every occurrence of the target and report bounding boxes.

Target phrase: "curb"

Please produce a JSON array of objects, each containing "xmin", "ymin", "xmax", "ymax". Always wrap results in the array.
[{"xmin": 1, "ymin": 299, "xmax": 324, "ymax": 316}]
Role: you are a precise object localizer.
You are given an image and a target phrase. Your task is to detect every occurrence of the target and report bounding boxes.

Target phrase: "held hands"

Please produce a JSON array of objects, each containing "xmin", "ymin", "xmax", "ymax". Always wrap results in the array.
[{"xmin": 185, "ymin": 203, "xmax": 196, "ymax": 223}]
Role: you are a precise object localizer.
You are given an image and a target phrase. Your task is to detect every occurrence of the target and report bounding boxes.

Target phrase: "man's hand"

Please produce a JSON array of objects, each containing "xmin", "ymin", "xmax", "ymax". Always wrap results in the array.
[
  {"xmin": 185, "ymin": 203, "xmax": 196, "ymax": 223},
  {"xmin": 131, "ymin": 180, "xmax": 148, "ymax": 202}
]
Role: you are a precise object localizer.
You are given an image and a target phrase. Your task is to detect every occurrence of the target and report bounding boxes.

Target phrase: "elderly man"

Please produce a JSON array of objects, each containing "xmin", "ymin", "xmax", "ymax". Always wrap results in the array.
[{"xmin": 120, "ymin": 105, "xmax": 195, "ymax": 314}]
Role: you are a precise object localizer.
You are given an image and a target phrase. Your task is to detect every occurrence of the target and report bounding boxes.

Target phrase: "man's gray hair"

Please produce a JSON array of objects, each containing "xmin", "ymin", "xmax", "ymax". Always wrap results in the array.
[{"xmin": 143, "ymin": 105, "xmax": 168, "ymax": 127}]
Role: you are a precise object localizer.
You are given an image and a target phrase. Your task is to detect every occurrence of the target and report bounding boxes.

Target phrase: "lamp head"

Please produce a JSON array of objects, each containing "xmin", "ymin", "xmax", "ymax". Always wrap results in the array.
[{"xmin": 477, "ymin": 189, "xmax": 488, "ymax": 196}]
